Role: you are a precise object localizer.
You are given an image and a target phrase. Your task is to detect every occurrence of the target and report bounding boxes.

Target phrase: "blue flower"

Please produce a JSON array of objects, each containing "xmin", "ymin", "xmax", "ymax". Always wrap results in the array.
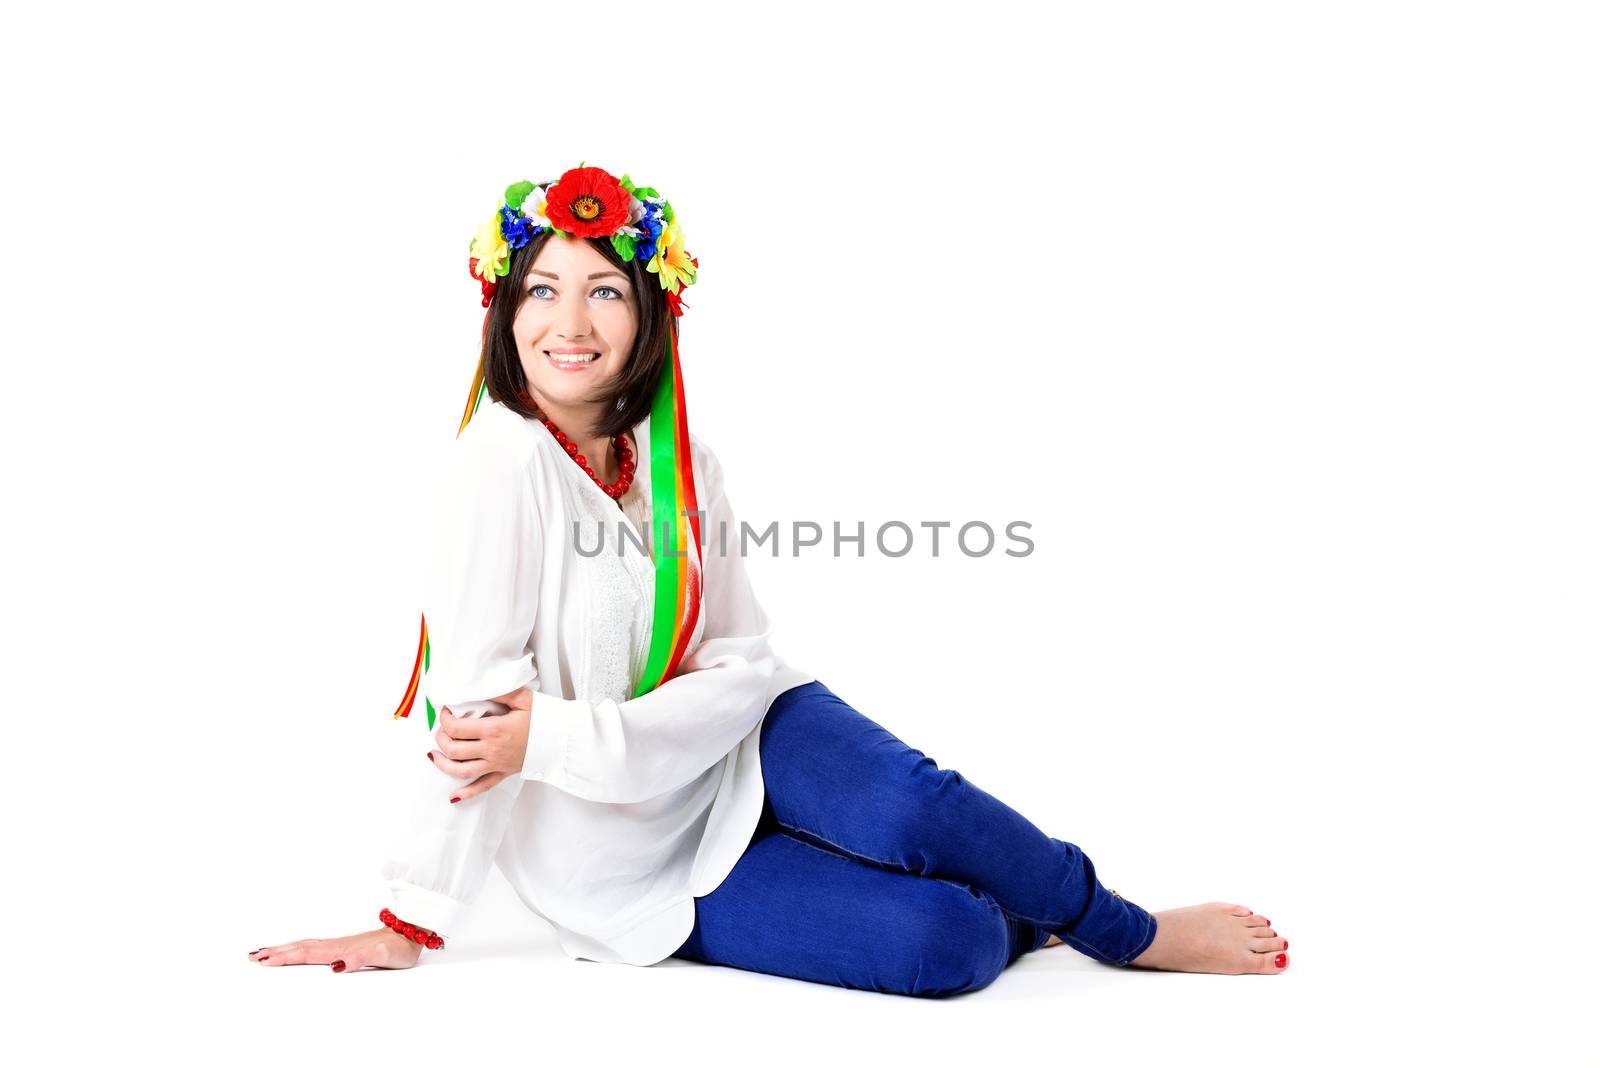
[
  {"xmin": 634, "ymin": 211, "xmax": 663, "ymax": 260},
  {"xmin": 500, "ymin": 205, "xmax": 538, "ymax": 249}
]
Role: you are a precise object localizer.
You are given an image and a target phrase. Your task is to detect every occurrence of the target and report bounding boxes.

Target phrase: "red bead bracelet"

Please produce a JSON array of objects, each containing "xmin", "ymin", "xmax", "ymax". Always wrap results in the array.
[{"xmin": 380, "ymin": 907, "xmax": 445, "ymax": 951}]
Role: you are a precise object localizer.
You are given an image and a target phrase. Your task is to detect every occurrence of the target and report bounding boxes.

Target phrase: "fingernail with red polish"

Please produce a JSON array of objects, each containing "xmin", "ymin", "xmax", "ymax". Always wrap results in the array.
[
  {"xmin": 1274, "ymin": 953, "xmax": 1287, "ymax": 968},
  {"xmin": 450, "ymin": 796, "xmax": 461, "ymax": 804},
  {"xmin": 332, "ymin": 960, "xmax": 346, "ymax": 972}
]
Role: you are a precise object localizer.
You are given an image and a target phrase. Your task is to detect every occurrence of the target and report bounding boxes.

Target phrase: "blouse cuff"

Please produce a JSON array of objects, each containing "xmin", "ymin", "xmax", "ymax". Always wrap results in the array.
[
  {"xmin": 381, "ymin": 878, "xmax": 467, "ymax": 940},
  {"xmin": 521, "ymin": 691, "xmax": 577, "ymax": 785}
]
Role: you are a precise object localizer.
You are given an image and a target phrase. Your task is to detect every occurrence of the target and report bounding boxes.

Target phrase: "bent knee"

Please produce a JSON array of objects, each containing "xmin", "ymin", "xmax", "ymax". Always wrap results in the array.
[{"xmin": 896, "ymin": 882, "xmax": 1011, "ymax": 998}]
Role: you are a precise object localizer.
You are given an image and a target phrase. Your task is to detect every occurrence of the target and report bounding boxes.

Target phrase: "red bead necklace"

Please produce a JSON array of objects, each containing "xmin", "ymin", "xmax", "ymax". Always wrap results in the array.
[{"xmin": 516, "ymin": 388, "xmax": 636, "ymax": 499}]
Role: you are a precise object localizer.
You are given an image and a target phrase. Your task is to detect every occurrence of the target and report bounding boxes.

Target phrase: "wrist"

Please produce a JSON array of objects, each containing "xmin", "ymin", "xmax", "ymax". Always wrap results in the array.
[
  {"xmin": 379, "ymin": 907, "xmax": 446, "ymax": 950},
  {"xmin": 379, "ymin": 926, "xmax": 422, "ymax": 952}
]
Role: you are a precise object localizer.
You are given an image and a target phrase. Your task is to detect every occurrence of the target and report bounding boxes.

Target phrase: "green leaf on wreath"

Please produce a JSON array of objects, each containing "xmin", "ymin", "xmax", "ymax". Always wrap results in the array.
[{"xmin": 505, "ymin": 181, "xmax": 535, "ymax": 210}]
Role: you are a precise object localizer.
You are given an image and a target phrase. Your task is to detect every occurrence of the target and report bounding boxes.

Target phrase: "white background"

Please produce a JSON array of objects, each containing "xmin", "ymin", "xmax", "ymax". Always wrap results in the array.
[{"xmin": 4, "ymin": 1, "xmax": 1595, "ymax": 1064}]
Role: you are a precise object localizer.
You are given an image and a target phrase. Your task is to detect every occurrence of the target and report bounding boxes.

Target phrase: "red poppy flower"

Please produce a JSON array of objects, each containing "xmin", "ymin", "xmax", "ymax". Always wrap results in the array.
[{"xmin": 544, "ymin": 166, "xmax": 630, "ymax": 239}]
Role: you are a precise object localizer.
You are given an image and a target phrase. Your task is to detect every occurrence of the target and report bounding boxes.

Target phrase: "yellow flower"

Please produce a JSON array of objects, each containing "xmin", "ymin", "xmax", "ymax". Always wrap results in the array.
[
  {"xmin": 646, "ymin": 220, "xmax": 697, "ymax": 293},
  {"xmin": 469, "ymin": 212, "xmax": 510, "ymax": 282}
]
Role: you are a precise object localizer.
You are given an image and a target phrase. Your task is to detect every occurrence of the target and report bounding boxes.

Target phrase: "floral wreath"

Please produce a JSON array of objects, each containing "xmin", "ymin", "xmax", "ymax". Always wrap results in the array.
[{"xmin": 467, "ymin": 163, "xmax": 699, "ymax": 316}]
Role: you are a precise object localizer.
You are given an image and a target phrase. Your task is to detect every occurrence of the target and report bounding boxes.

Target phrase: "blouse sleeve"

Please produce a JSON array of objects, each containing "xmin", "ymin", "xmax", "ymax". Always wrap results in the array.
[
  {"xmin": 519, "ymin": 441, "xmax": 781, "ymax": 805},
  {"xmin": 375, "ymin": 434, "xmax": 541, "ymax": 938}
]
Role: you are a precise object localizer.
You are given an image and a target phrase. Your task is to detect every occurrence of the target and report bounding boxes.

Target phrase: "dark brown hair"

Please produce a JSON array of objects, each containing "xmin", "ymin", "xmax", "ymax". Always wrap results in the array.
[{"xmin": 480, "ymin": 229, "xmax": 673, "ymax": 440}]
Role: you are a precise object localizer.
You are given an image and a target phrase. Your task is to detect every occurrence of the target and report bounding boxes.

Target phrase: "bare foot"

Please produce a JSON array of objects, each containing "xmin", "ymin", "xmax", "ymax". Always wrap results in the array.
[
  {"xmin": 1125, "ymin": 901, "xmax": 1289, "ymax": 974},
  {"xmin": 248, "ymin": 927, "xmax": 424, "ymax": 973}
]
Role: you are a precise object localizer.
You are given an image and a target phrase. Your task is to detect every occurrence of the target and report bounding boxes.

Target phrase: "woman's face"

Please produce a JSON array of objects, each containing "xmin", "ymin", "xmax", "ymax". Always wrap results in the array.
[{"xmin": 511, "ymin": 236, "xmax": 638, "ymax": 415}]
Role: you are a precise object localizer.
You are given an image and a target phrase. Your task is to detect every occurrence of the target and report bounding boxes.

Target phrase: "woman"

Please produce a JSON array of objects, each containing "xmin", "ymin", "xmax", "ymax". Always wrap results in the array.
[{"xmin": 248, "ymin": 165, "xmax": 1289, "ymax": 996}]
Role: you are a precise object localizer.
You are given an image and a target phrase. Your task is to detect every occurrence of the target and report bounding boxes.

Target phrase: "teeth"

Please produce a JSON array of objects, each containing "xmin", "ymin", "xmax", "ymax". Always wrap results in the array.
[{"xmin": 547, "ymin": 351, "xmax": 599, "ymax": 364}]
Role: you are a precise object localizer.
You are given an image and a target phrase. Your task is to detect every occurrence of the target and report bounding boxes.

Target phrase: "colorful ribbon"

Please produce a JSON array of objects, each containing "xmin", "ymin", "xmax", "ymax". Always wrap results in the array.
[{"xmin": 635, "ymin": 320, "xmax": 704, "ymax": 696}]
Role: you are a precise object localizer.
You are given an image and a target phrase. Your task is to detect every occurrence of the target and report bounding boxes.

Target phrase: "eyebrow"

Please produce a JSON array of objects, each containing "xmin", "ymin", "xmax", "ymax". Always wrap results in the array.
[{"xmin": 527, "ymin": 269, "xmax": 630, "ymax": 282}]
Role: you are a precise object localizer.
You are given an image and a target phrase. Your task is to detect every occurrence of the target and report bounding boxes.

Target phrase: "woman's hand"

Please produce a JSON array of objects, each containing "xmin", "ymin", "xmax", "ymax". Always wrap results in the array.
[
  {"xmin": 428, "ymin": 686, "xmax": 533, "ymax": 803},
  {"xmin": 248, "ymin": 927, "xmax": 423, "ymax": 972}
]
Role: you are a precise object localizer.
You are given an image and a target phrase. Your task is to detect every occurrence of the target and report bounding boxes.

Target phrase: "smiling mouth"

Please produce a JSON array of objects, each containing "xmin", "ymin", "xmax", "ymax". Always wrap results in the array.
[{"xmin": 545, "ymin": 350, "xmax": 601, "ymax": 364}]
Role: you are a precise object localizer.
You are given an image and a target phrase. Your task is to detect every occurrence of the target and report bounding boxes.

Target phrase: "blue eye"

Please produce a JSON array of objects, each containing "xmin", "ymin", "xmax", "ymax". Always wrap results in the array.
[{"xmin": 527, "ymin": 283, "xmax": 622, "ymax": 299}]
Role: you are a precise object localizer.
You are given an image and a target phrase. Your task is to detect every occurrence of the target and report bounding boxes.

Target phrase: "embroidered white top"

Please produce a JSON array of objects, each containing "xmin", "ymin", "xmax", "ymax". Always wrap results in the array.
[{"xmin": 376, "ymin": 397, "xmax": 814, "ymax": 965}]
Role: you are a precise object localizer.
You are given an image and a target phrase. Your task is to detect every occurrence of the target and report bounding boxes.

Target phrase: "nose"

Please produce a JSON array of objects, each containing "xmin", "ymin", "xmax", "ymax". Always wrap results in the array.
[{"xmin": 556, "ymin": 294, "xmax": 592, "ymax": 340}]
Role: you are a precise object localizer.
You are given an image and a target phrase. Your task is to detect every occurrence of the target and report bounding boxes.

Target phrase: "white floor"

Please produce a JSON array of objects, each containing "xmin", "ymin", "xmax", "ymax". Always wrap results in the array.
[{"xmin": 74, "ymin": 862, "xmax": 1583, "ymax": 1066}]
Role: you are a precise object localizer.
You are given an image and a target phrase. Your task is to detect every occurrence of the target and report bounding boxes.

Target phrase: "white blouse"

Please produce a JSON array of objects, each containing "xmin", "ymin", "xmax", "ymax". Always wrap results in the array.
[{"xmin": 376, "ymin": 397, "xmax": 814, "ymax": 965}]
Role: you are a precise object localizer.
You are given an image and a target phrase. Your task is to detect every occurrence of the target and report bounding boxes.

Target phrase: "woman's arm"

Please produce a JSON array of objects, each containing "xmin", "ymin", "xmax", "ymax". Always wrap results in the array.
[
  {"xmin": 375, "ymin": 434, "xmax": 541, "ymax": 938},
  {"xmin": 519, "ymin": 441, "xmax": 782, "ymax": 805}
]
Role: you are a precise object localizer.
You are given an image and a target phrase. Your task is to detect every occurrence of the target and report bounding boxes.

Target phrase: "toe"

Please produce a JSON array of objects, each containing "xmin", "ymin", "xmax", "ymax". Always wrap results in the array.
[
  {"xmin": 1253, "ymin": 950, "xmax": 1289, "ymax": 974},
  {"xmin": 1224, "ymin": 903, "xmax": 1253, "ymax": 917},
  {"xmin": 1250, "ymin": 934, "xmax": 1287, "ymax": 952},
  {"xmin": 1243, "ymin": 913, "xmax": 1271, "ymax": 927}
]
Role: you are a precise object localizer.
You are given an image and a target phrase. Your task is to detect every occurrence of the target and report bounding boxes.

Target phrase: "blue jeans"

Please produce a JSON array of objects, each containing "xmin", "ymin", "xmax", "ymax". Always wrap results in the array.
[{"xmin": 670, "ymin": 681, "xmax": 1158, "ymax": 997}]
